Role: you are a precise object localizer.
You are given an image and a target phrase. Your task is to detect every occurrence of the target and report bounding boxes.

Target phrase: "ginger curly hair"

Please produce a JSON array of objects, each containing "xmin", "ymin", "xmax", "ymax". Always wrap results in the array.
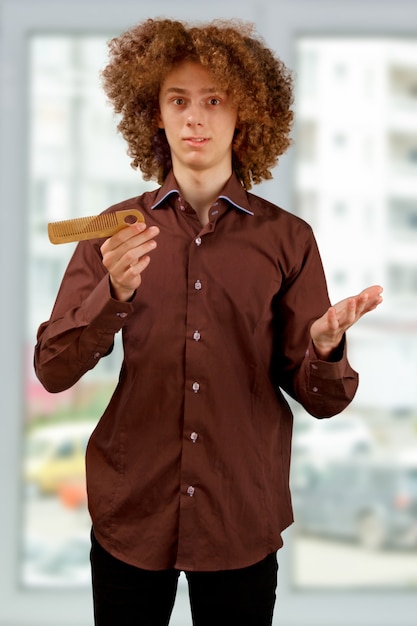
[{"xmin": 101, "ymin": 18, "xmax": 293, "ymax": 190}]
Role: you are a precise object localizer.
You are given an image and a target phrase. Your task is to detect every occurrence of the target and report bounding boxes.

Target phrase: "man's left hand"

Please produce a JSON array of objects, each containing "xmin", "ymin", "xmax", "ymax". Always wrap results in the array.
[{"xmin": 310, "ymin": 284, "xmax": 383, "ymax": 360}]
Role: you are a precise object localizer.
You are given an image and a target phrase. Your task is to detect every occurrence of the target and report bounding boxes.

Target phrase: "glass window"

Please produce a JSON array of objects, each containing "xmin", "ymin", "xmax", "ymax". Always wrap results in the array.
[
  {"xmin": 22, "ymin": 35, "xmax": 157, "ymax": 590},
  {"xmin": 6, "ymin": 9, "xmax": 415, "ymax": 624},
  {"xmin": 293, "ymin": 36, "xmax": 417, "ymax": 590}
]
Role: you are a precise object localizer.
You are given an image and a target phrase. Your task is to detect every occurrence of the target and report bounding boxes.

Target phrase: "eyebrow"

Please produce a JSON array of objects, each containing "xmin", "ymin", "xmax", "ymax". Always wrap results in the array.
[{"xmin": 164, "ymin": 87, "xmax": 220, "ymax": 95}]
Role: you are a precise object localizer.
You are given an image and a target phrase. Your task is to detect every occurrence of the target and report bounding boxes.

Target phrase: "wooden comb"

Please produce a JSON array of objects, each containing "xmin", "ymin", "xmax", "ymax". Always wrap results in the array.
[{"xmin": 48, "ymin": 209, "xmax": 145, "ymax": 244}]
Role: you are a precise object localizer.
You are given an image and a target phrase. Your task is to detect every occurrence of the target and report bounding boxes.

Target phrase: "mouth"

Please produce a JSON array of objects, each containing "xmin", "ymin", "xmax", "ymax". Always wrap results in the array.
[{"xmin": 184, "ymin": 137, "xmax": 209, "ymax": 146}]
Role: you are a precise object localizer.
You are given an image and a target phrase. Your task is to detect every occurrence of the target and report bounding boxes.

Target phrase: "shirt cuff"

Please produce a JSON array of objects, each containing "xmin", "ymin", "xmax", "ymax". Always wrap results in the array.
[
  {"xmin": 82, "ymin": 274, "xmax": 135, "ymax": 332},
  {"xmin": 305, "ymin": 335, "xmax": 356, "ymax": 381}
]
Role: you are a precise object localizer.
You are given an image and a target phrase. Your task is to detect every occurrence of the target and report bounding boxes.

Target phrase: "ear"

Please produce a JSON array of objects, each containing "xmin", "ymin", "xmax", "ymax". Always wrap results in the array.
[{"xmin": 157, "ymin": 112, "xmax": 164, "ymax": 129}]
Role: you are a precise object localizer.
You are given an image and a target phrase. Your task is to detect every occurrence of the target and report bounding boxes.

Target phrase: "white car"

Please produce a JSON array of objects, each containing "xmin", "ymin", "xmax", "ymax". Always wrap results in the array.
[{"xmin": 292, "ymin": 412, "xmax": 374, "ymax": 463}]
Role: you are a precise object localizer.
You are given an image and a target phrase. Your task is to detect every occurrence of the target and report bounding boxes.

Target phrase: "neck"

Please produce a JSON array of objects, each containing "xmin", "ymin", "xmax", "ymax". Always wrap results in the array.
[{"xmin": 173, "ymin": 166, "xmax": 232, "ymax": 226}]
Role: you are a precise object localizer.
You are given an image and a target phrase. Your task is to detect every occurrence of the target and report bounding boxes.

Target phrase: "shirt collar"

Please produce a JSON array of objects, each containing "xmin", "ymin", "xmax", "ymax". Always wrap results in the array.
[
  {"xmin": 151, "ymin": 170, "xmax": 254, "ymax": 216},
  {"xmin": 150, "ymin": 170, "xmax": 180, "ymax": 209}
]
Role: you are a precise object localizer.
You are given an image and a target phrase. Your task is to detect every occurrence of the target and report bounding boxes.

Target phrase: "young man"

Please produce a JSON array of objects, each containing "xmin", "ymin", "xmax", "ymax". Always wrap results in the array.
[{"xmin": 34, "ymin": 18, "xmax": 383, "ymax": 626}]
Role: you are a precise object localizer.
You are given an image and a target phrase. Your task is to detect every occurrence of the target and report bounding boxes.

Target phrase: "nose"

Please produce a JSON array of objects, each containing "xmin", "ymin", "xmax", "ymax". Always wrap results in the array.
[
  {"xmin": 186, "ymin": 115, "xmax": 202, "ymax": 127},
  {"xmin": 186, "ymin": 104, "xmax": 203, "ymax": 127}
]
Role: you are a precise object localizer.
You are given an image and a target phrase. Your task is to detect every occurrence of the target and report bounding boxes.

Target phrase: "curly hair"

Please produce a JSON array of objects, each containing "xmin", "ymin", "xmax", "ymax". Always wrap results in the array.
[{"xmin": 101, "ymin": 18, "xmax": 293, "ymax": 190}]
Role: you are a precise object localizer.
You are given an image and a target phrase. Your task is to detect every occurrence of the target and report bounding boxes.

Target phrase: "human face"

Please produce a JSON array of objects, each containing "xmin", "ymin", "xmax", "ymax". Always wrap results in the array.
[{"xmin": 158, "ymin": 61, "xmax": 238, "ymax": 178}]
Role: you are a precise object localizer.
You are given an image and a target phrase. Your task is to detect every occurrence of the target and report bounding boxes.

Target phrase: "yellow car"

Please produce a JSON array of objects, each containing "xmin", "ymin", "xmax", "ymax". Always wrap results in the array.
[{"xmin": 24, "ymin": 421, "xmax": 96, "ymax": 496}]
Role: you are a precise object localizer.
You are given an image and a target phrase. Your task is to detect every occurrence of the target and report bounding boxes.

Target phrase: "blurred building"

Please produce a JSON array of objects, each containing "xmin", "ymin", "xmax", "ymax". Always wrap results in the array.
[
  {"xmin": 2, "ymin": 1, "xmax": 417, "ymax": 625},
  {"xmin": 295, "ymin": 38, "xmax": 417, "ymax": 412}
]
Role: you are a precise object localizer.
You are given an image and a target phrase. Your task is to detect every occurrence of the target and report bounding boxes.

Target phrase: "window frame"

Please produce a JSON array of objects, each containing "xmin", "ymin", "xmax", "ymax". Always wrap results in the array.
[{"xmin": 1, "ymin": 1, "xmax": 416, "ymax": 624}]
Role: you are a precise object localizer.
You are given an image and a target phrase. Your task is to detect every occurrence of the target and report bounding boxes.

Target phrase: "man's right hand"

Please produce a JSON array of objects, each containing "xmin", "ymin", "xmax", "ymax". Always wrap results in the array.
[{"xmin": 100, "ymin": 222, "xmax": 160, "ymax": 301}]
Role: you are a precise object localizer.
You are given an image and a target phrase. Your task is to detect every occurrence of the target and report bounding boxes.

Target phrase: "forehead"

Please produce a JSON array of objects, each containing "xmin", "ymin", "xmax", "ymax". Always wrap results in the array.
[{"xmin": 160, "ymin": 60, "xmax": 222, "ymax": 93}]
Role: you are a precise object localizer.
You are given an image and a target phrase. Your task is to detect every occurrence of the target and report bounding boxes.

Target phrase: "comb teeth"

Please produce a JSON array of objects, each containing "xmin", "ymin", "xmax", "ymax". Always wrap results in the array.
[
  {"xmin": 48, "ymin": 209, "xmax": 145, "ymax": 244},
  {"xmin": 52, "ymin": 213, "xmax": 118, "ymax": 236}
]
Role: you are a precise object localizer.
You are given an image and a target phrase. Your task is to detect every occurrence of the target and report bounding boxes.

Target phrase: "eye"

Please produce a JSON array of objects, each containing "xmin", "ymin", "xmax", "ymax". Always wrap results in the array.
[
  {"xmin": 173, "ymin": 97, "xmax": 185, "ymax": 106},
  {"xmin": 208, "ymin": 97, "xmax": 221, "ymax": 105}
]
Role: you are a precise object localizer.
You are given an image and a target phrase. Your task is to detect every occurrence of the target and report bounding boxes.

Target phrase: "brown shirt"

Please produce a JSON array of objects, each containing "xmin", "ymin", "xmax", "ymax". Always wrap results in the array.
[{"xmin": 34, "ymin": 171, "xmax": 358, "ymax": 572}]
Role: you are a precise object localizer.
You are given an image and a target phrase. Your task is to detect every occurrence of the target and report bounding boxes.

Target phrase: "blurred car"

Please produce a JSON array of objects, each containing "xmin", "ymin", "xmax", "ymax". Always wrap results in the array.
[
  {"xmin": 22, "ymin": 532, "xmax": 91, "ymax": 587},
  {"xmin": 291, "ymin": 451, "xmax": 417, "ymax": 550},
  {"xmin": 24, "ymin": 421, "xmax": 95, "ymax": 496},
  {"xmin": 58, "ymin": 477, "xmax": 88, "ymax": 509},
  {"xmin": 292, "ymin": 412, "xmax": 374, "ymax": 463}
]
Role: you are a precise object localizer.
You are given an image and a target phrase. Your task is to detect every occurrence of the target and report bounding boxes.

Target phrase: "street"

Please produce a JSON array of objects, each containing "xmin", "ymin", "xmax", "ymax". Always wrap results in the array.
[
  {"xmin": 21, "ymin": 496, "xmax": 417, "ymax": 590},
  {"xmin": 293, "ymin": 533, "xmax": 417, "ymax": 588}
]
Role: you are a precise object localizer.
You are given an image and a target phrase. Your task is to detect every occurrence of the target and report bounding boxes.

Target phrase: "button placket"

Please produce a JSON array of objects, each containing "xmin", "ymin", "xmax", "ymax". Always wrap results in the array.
[{"xmin": 181, "ymin": 224, "xmax": 208, "ymax": 519}]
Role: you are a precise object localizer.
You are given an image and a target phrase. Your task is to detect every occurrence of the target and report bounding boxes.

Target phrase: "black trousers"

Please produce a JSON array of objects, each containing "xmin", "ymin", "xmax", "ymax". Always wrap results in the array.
[{"xmin": 90, "ymin": 529, "xmax": 278, "ymax": 626}]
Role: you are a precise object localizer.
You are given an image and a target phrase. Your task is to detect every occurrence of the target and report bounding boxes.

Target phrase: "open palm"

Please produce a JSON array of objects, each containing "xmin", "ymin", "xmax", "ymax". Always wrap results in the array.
[{"xmin": 310, "ymin": 285, "xmax": 383, "ymax": 360}]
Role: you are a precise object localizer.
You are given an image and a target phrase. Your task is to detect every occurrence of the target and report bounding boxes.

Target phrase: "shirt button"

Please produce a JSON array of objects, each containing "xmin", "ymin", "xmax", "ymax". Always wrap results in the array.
[
  {"xmin": 312, "ymin": 386, "xmax": 319, "ymax": 393},
  {"xmin": 194, "ymin": 279, "xmax": 202, "ymax": 290},
  {"xmin": 311, "ymin": 364, "xmax": 318, "ymax": 370},
  {"xmin": 190, "ymin": 432, "xmax": 198, "ymax": 443},
  {"xmin": 116, "ymin": 312, "xmax": 128, "ymax": 318},
  {"xmin": 187, "ymin": 486, "xmax": 195, "ymax": 497},
  {"xmin": 93, "ymin": 352, "xmax": 101, "ymax": 359},
  {"xmin": 192, "ymin": 382, "xmax": 200, "ymax": 393},
  {"xmin": 195, "ymin": 237, "xmax": 202, "ymax": 246},
  {"xmin": 193, "ymin": 330, "xmax": 201, "ymax": 341}
]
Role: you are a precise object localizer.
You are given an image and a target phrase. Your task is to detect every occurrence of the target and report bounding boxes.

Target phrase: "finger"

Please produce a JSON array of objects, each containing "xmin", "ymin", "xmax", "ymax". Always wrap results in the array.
[
  {"xmin": 358, "ymin": 285, "xmax": 383, "ymax": 307},
  {"xmin": 362, "ymin": 284, "xmax": 383, "ymax": 298},
  {"xmin": 121, "ymin": 226, "xmax": 160, "ymax": 264},
  {"xmin": 125, "ymin": 237, "xmax": 158, "ymax": 270},
  {"xmin": 357, "ymin": 287, "xmax": 384, "ymax": 317},
  {"xmin": 128, "ymin": 254, "xmax": 151, "ymax": 276},
  {"xmin": 109, "ymin": 252, "xmax": 153, "ymax": 300},
  {"xmin": 101, "ymin": 225, "xmax": 159, "ymax": 273},
  {"xmin": 123, "ymin": 236, "xmax": 158, "ymax": 270},
  {"xmin": 102, "ymin": 223, "xmax": 159, "ymax": 256},
  {"xmin": 333, "ymin": 297, "xmax": 356, "ymax": 329},
  {"xmin": 327, "ymin": 306, "xmax": 341, "ymax": 331},
  {"xmin": 101, "ymin": 222, "xmax": 147, "ymax": 254},
  {"xmin": 354, "ymin": 292, "xmax": 369, "ymax": 318}
]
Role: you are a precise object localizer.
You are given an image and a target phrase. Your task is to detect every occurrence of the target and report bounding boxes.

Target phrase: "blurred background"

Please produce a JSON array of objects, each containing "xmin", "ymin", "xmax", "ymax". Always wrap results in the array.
[{"xmin": 1, "ymin": 1, "xmax": 416, "ymax": 625}]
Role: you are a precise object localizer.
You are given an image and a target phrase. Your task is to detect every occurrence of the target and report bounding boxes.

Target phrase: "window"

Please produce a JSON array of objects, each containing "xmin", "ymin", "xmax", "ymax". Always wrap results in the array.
[
  {"xmin": 22, "ymin": 34, "xmax": 156, "ymax": 593},
  {"xmin": 2, "ymin": 1, "xmax": 417, "ymax": 625},
  {"xmin": 293, "ymin": 36, "xmax": 417, "ymax": 592}
]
